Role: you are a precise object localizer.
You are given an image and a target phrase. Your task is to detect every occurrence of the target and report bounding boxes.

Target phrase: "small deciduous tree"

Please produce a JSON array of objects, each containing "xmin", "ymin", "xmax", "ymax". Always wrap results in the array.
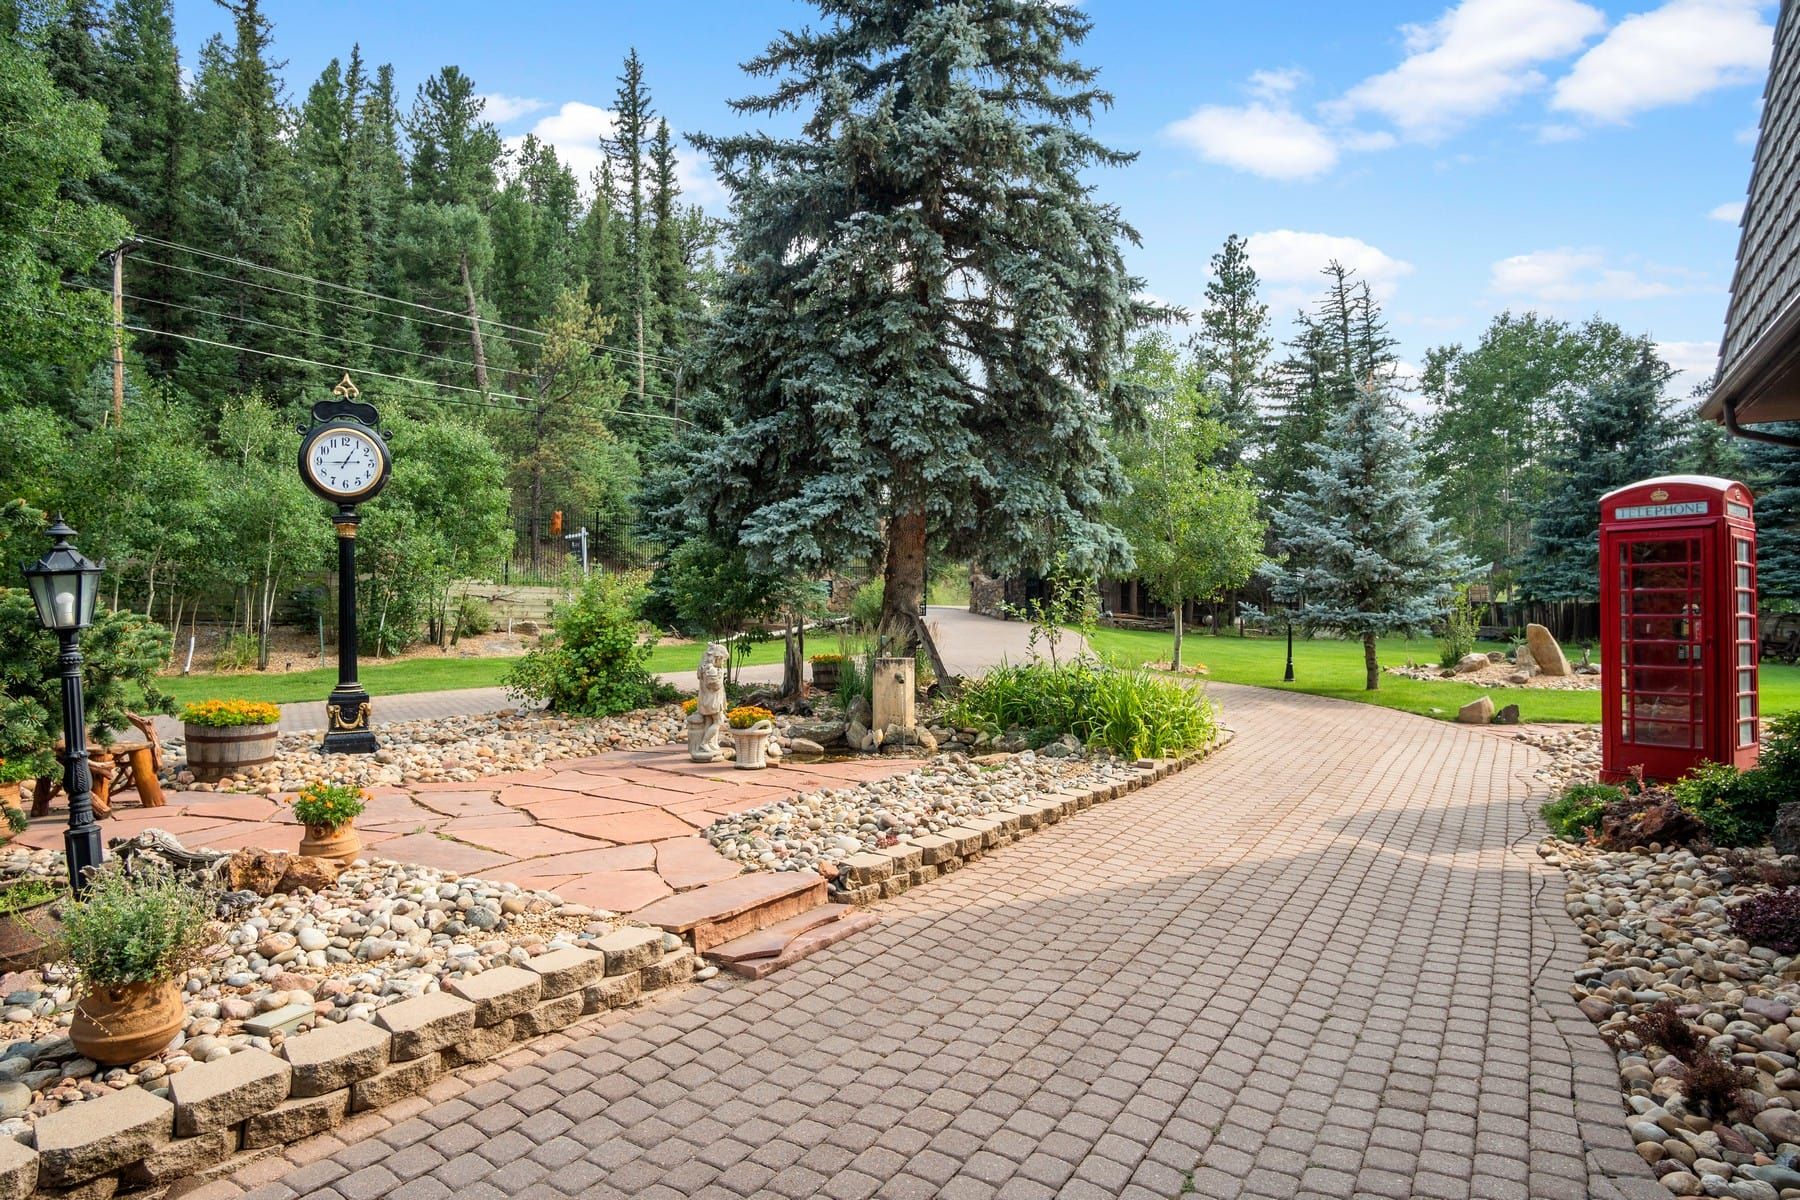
[{"xmin": 1108, "ymin": 337, "xmax": 1263, "ymax": 670}]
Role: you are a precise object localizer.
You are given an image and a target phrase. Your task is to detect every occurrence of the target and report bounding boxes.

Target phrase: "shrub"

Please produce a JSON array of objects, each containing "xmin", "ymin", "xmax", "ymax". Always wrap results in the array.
[
  {"xmin": 851, "ymin": 579, "xmax": 884, "ymax": 631},
  {"xmin": 1729, "ymin": 887, "xmax": 1800, "ymax": 954},
  {"xmin": 1596, "ymin": 789, "xmax": 1709, "ymax": 850},
  {"xmin": 1673, "ymin": 761, "xmax": 1780, "ymax": 847},
  {"xmin": 726, "ymin": 705, "xmax": 774, "ymax": 730},
  {"xmin": 0, "ymin": 877, "xmax": 57, "ymax": 916},
  {"xmin": 213, "ymin": 633, "xmax": 260, "ymax": 671},
  {"xmin": 1759, "ymin": 710, "xmax": 1800, "ymax": 795},
  {"xmin": 1540, "ymin": 783, "xmax": 1623, "ymax": 840},
  {"xmin": 947, "ymin": 660, "xmax": 1217, "ymax": 759},
  {"xmin": 291, "ymin": 782, "xmax": 367, "ymax": 829},
  {"xmin": 504, "ymin": 573, "xmax": 660, "ymax": 717},
  {"xmin": 1678, "ymin": 1053, "xmax": 1748, "ymax": 1118},
  {"xmin": 179, "ymin": 699, "xmax": 281, "ymax": 728},
  {"xmin": 837, "ymin": 648, "xmax": 874, "ymax": 711},
  {"xmin": 1622, "ymin": 999, "xmax": 1703, "ymax": 1062},
  {"xmin": 59, "ymin": 864, "xmax": 215, "ymax": 987},
  {"xmin": 1437, "ymin": 584, "xmax": 1482, "ymax": 670},
  {"xmin": 453, "ymin": 595, "xmax": 494, "ymax": 638}
]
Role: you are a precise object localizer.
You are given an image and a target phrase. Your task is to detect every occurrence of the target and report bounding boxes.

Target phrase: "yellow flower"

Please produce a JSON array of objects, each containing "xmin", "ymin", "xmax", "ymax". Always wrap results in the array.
[{"xmin": 726, "ymin": 705, "xmax": 774, "ymax": 730}]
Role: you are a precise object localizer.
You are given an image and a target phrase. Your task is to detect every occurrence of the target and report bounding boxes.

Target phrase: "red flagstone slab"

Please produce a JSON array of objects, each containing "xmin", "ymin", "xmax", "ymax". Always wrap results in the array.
[
  {"xmin": 442, "ymin": 824, "xmax": 601, "ymax": 859},
  {"xmin": 410, "ymin": 790, "xmax": 508, "ymax": 819},
  {"xmin": 631, "ymin": 871, "xmax": 826, "ymax": 934},
  {"xmin": 365, "ymin": 832, "xmax": 510, "ymax": 875},
  {"xmin": 177, "ymin": 794, "xmax": 280, "ymax": 822},
  {"xmin": 497, "ymin": 784, "xmax": 602, "ymax": 809},
  {"xmin": 441, "ymin": 811, "xmax": 535, "ymax": 831},
  {"xmin": 100, "ymin": 814, "xmax": 242, "ymax": 841},
  {"xmin": 509, "ymin": 794, "xmax": 649, "ymax": 822},
  {"xmin": 535, "ymin": 809, "xmax": 693, "ymax": 845},
  {"xmin": 652, "ymin": 838, "xmax": 742, "ymax": 891},
  {"xmin": 466, "ymin": 863, "xmax": 576, "ymax": 891},
  {"xmin": 520, "ymin": 843, "xmax": 655, "ymax": 875},
  {"xmin": 607, "ymin": 770, "xmax": 729, "ymax": 796},
  {"xmin": 191, "ymin": 823, "xmax": 304, "ymax": 853},
  {"xmin": 502, "ymin": 771, "xmax": 617, "ymax": 795},
  {"xmin": 554, "ymin": 870, "xmax": 672, "ymax": 913},
  {"xmin": 359, "ymin": 816, "xmax": 449, "ymax": 834},
  {"xmin": 409, "ymin": 779, "xmax": 505, "ymax": 794}
]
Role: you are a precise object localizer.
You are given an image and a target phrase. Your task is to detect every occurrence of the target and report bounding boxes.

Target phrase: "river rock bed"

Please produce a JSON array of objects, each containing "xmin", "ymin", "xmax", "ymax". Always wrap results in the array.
[
  {"xmin": 704, "ymin": 746, "xmax": 1147, "ymax": 874},
  {"xmin": 167, "ymin": 706, "xmax": 689, "ymax": 794},
  {"xmin": 1548, "ymin": 837, "xmax": 1800, "ymax": 1198},
  {"xmin": 1512, "ymin": 723, "xmax": 1603, "ymax": 792},
  {"xmin": 0, "ymin": 845, "xmax": 688, "ymax": 1138}
]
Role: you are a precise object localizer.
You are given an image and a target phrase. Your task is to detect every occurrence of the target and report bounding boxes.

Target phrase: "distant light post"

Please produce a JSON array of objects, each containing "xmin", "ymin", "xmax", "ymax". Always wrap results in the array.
[
  {"xmin": 22, "ymin": 517, "xmax": 105, "ymax": 895},
  {"xmin": 1284, "ymin": 617, "xmax": 1296, "ymax": 683}
]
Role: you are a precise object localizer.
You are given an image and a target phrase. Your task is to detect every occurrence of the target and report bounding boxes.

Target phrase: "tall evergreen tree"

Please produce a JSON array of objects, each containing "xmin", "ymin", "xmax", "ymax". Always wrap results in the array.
[
  {"xmin": 607, "ymin": 49, "xmax": 652, "ymax": 406},
  {"xmin": 1743, "ymin": 425, "xmax": 1800, "ymax": 606},
  {"xmin": 683, "ymin": 0, "xmax": 1161, "ymax": 665},
  {"xmin": 646, "ymin": 118, "xmax": 687, "ymax": 359},
  {"xmin": 1268, "ymin": 372, "xmax": 1467, "ymax": 691},
  {"xmin": 1520, "ymin": 346, "xmax": 1679, "ymax": 602},
  {"xmin": 1191, "ymin": 234, "xmax": 1270, "ymax": 467}
]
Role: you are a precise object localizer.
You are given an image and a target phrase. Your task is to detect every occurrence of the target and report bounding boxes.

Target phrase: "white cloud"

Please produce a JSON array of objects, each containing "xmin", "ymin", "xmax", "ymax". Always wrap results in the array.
[
  {"xmin": 1164, "ymin": 102, "xmax": 1338, "ymax": 181},
  {"xmin": 1248, "ymin": 68, "xmax": 1307, "ymax": 100},
  {"xmin": 1329, "ymin": 0, "xmax": 1605, "ymax": 139},
  {"xmin": 1656, "ymin": 339, "xmax": 1721, "ymax": 395},
  {"xmin": 1552, "ymin": 0, "xmax": 1773, "ymax": 122},
  {"xmin": 1709, "ymin": 199, "xmax": 1746, "ymax": 222},
  {"xmin": 1489, "ymin": 247, "xmax": 1683, "ymax": 302},
  {"xmin": 477, "ymin": 93, "xmax": 547, "ymax": 124},
  {"xmin": 1243, "ymin": 230, "xmax": 1416, "ymax": 302},
  {"xmin": 504, "ymin": 103, "xmax": 725, "ymax": 209},
  {"xmin": 1537, "ymin": 122, "xmax": 1585, "ymax": 142}
]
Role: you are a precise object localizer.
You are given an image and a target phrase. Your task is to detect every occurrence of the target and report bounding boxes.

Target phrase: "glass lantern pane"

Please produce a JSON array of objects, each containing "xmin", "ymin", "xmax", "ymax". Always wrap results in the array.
[{"xmin": 1742, "ymin": 720, "xmax": 1758, "ymax": 747}]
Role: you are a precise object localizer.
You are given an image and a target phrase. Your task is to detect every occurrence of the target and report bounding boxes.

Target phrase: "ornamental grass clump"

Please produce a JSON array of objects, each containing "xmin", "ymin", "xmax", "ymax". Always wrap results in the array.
[
  {"xmin": 179, "ymin": 698, "xmax": 281, "ymax": 727},
  {"xmin": 727, "ymin": 705, "xmax": 774, "ymax": 730},
  {"xmin": 948, "ymin": 661, "xmax": 1216, "ymax": 759},
  {"xmin": 291, "ymin": 781, "xmax": 367, "ymax": 830},
  {"xmin": 59, "ymin": 864, "xmax": 215, "ymax": 987}
]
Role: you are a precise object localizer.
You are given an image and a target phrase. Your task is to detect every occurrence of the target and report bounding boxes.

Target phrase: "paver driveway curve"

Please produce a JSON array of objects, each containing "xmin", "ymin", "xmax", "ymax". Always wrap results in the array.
[{"xmin": 212, "ymin": 683, "xmax": 1661, "ymax": 1200}]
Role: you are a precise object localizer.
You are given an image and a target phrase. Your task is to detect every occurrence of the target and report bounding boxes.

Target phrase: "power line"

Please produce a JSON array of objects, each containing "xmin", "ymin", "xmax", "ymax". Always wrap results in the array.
[
  {"xmin": 128, "ymin": 230, "xmax": 686, "ymax": 368},
  {"xmin": 6, "ymin": 299, "xmax": 695, "ymax": 426}
]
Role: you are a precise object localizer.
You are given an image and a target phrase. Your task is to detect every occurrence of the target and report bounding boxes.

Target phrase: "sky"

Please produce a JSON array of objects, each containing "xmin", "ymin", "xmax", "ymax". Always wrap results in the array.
[{"xmin": 169, "ymin": 0, "xmax": 1776, "ymax": 400}]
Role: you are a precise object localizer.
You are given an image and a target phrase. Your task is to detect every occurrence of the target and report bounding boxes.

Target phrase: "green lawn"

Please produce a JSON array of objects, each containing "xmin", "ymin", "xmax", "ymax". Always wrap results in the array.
[
  {"xmin": 1086, "ymin": 627, "xmax": 1800, "ymax": 725},
  {"xmin": 155, "ymin": 636, "xmax": 811, "ymax": 708}
]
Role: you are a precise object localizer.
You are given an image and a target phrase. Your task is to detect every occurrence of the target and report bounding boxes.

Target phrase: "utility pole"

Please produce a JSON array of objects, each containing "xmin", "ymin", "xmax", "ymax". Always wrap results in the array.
[{"xmin": 110, "ymin": 246, "xmax": 125, "ymax": 424}]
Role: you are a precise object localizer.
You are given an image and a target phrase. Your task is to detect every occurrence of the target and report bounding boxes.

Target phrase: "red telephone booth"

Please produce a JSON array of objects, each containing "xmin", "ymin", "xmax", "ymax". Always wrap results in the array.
[{"xmin": 1600, "ymin": 475, "xmax": 1759, "ymax": 782}]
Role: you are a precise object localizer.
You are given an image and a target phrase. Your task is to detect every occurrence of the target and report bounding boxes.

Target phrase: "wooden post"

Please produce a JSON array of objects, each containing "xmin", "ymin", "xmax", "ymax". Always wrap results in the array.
[
  {"xmin": 872, "ymin": 656, "xmax": 915, "ymax": 733},
  {"xmin": 111, "ymin": 247, "xmax": 125, "ymax": 424}
]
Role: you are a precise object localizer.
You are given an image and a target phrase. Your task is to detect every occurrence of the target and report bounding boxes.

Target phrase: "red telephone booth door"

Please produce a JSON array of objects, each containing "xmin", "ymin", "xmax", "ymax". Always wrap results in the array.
[{"xmin": 1613, "ymin": 531, "xmax": 1710, "ymax": 778}]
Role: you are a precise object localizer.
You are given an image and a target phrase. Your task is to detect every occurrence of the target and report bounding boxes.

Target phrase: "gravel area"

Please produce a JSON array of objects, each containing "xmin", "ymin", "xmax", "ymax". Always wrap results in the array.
[
  {"xmin": 1512, "ymin": 723, "xmax": 1604, "ymax": 791},
  {"xmin": 1548, "ymin": 838, "xmax": 1800, "ymax": 1199},
  {"xmin": 0, "ymin": 846, "xmax": 696, "ymax": 1136},
  {"xmin": 704, "ymin": 744, "xmax": 1151, "ymax": 875},
  {"xmin": 166, "ymin": 706, "xmax": 688, "ymax": 794}
]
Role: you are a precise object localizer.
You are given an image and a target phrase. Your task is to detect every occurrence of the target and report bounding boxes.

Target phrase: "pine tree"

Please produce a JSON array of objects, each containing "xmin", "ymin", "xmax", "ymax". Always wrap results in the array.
[
  {"xmin": 1744, "ymin": 426, "xmax": 1800, "ymax": 605},
  {"xmin": 683, "ymin": 0, "xmax": 1160, "ymax": 665},
  {"xmin": 1191, "ymin": 234, "xmax": 1270, "ymax": 467},
  {"xmin": 353, "ymin": 60, "xmax": 410, "ymax": 363},
  {"xmin": 646, "ymin": 118, "xmax": 687, "ymax": 358},
  {"xmin": 1268, "ymin": 373, "xmax": 1467, "ymax": 690},
  {"xmin": 296, "ymin": 55, "xmax": 370, "ymax": 351},
  {"xmin": 578, "ymin": 159, "xmax": 624, "ymax": 322},
  {"xmin": 1520, "ymin": 345, "xmax": 1679, "ymax": 602},
  {"xmin": 607, "ymin": 49, "xmax": 652, "ymax": 407}
]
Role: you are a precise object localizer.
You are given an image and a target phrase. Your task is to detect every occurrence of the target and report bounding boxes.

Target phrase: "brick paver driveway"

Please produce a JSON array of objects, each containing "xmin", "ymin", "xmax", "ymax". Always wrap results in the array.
[{"xmin": 211, "ymin": 683, "xmax": 1659, "ymax": 1200}]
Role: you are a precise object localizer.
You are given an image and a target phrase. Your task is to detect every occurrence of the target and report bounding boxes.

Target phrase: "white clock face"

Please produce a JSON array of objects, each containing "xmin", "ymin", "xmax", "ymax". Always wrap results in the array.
[{"xmin": 307, "ymin": 428, "xmax": 384, "ymax": 497}]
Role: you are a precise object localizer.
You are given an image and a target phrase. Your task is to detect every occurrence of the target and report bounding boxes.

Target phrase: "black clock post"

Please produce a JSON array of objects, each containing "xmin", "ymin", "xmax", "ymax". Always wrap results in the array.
[{"xmin": 298, "ymin": 376, "xmax": 391, "ymax": 755}]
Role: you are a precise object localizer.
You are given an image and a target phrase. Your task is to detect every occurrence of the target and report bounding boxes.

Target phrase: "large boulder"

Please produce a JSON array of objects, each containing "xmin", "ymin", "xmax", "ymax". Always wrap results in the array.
[
  {"xmin": 1526, "ymin": 623, "xmax": 1572, "ymax": 677},
  {"xmin": 225, "ymin": 848, "xmax": 288, "ymax": 897},
  {"xmin": 278, "ymin": 856, "xmax": 342, "ymax": 894},
  {"xmin": 787, "ymin": 721, "xmax": 847, "ymax": 746},
  {"xmin": 1457, "ymin": 696, "xmax": 1495, "ymax": 724},
  {"xmin": 1773, "ymin": 804, "xmax": 1800, "ymax": 858},
  {"xmin": 1454, "ymin": 653, "xmax": 1489, "ymax": 675}
]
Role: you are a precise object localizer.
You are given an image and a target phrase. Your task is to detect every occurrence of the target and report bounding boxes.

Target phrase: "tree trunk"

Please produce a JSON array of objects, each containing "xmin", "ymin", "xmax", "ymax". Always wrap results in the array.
[
  {"xmin": 782, "ymin": 618, "xmax": 803, "ymax": 699},
  {"xmin": 1363, "ymin": 631, "xmax": 1380, "ymax": 691},
  {"xmin": 878, "ymin": 509, "xmax": 951, "ymax": 683},
  {"xmin": 1171, "ymin": 600, "xmax": 1183, "ymax": 671},
  {"xmin": 460, "ymin": 252, "xmax": 490, "ymax": 393}
]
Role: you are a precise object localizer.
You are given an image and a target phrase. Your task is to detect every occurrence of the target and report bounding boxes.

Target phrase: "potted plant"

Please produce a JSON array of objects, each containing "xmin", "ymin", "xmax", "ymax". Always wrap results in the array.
[
  {"xmin": 725, "ymin": 705, "xmax": 777, "ymax": 770},
  {"xmin": 62, "ymin": 864, "xmax": 214, "ymax": 1065},
  {"xmin": 809, "ymin": 653, "xmax": 844, "ymax": 692},
  {"xmin": 0, "ymin": 877, "xmax": 62, "ymax": 973},
  {"xmin": 292, "ymin": 781, "xmax": 367, "ymax": 863},
  {"xmin": 181, "ymin": 699, "xmax": 282, "ymax": 783}
]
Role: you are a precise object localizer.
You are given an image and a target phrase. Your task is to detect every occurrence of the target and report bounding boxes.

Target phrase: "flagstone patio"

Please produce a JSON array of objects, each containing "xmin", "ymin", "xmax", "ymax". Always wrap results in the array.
[{"xmin": 15, "ymin": 748, "xmax": 917, "ymax": 914}]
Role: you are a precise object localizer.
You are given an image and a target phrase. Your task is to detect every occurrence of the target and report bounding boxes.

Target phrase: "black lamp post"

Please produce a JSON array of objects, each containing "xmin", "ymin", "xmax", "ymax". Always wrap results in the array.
[
  {"xmin": 21, "ymin": 517, "xmax": 105, "ymax": 895},
  {"xmin": 1284, "ymin": 616, "xmax": 1296, "ymax": 683}
]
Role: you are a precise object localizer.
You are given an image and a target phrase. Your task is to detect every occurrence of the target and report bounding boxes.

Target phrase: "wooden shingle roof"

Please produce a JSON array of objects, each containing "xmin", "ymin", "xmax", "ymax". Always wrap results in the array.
[{"xmin": 1707, "ymin": 1, "xmax": 1800, "ymax": 428}]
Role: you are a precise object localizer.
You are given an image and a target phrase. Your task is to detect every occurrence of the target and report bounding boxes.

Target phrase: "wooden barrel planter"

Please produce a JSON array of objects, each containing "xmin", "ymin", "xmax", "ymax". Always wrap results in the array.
[
  {"xmin": 810, "ymin": 659, "xmax": 842, "ymax": 691},
  {"xmin": 184, "ymin": 722, "xmax": 279, "ymax": 783}
]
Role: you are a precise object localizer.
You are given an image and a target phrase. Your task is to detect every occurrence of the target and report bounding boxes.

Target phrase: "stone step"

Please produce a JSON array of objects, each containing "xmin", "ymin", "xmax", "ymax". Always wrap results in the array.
[
  {"xmin": 706, "ymin": 904, "xmax": 858, "ymax": 964},
  {"xmin": 717, "ymin": 910, "xmax": 879, "ymax": 980},
  {"xmin": 630, "ymin": 871, "xmax": 829, "ymax": 951}
]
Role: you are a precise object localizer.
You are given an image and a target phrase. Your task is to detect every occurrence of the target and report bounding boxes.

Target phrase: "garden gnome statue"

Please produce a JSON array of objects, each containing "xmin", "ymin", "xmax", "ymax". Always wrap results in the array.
[{"xmin": 689, "ymin": 642, "xmax": 728, "ymax": 762}]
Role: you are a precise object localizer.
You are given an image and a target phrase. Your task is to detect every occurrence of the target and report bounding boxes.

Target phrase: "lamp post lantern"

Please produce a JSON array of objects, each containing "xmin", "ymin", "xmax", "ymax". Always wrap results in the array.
[
  {"xmin": 298, "ymin": 376, "xmax": 391, "ymax": 755},
  {"xmin": 22, "ymin": 516, "xmax": 106, "ymax": 895}
]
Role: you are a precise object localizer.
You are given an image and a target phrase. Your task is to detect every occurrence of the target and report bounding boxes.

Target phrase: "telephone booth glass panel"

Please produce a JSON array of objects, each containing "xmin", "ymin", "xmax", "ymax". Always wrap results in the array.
[
  {"xmin": 1616, "ymin": 534, "xmax": 1706, "ymax": 750},
  {"xmin": 1734, "ymin": 534, "xmax": 1759, "ymax": 749}
]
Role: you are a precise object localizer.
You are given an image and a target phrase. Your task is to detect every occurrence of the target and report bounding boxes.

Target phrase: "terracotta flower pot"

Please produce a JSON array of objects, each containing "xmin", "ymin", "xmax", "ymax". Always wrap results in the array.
[
  {"xmin": 0, "ymin": 899, "xmax": 60, "ymax": 974},
  {"xmin": 298, "ymin": 820, "xmax": 361, "ymax": 864},
  {"xmin": 70, "ymin": 979, "xmax": 185, "ymax": 1065},
  {"xmin": 728, "ymin": 722, "xmax": 775, "ymax": 770}
]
